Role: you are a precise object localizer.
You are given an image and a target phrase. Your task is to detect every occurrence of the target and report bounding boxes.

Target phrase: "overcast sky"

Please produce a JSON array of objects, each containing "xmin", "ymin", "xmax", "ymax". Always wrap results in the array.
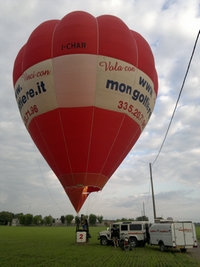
[{"xmin": 0, "ymin": 0, "xmax": 200, "ymax": 223}]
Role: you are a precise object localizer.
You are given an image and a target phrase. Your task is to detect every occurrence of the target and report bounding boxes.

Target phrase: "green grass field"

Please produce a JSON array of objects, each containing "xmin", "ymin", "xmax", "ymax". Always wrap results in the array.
[
  {"xmin": 195, "ymin": 226, "xmax": 200, "ymax": 241},
  {"xmin": 0, "ymin": 226, "xmax": 199, "ymax": 267}
]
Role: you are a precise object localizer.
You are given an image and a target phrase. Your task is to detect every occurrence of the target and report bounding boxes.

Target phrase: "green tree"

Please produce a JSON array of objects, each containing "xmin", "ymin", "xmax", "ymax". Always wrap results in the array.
[
  {"xmin": 65, "ymin": 214, "xmax": 74, "ymax": 225},
  {"xmin": 0, "ymin": 211, "xmax": 13, "ymax": 225},
  {"xmin": 122, "ymin": 218, "xmax": 129, "ymax": 221},
  {"xmin": 89, "ymin": 214, "xmax": 96, "ymax": 225},
  {"xmin": 24, "ymin": 214, "xmax": 33, "ymax": 225},
  {"xmin": 97, "ymin": 215, "xmax": 103, "ymax": 224},
  {"xmin": 44, "ymin": 215, "xmax": 53, "ymax": 226},
  {"xmin": 60, "ymin": 215, "xmax": 65, "ymax": 225},
  {"xmin": 18, "ymin": 214, "xmax": 25, "ymax": 225},
  {"xmin": 136, "ymin": 215, "xmax": 149, "ymax": 221},
  {"xmin": 33, "ymin": 215, "xmax": 42, "ymax": 225},
  {"xmin": 15, "ymin": 213, "xmax": 23, "ymax": 219}
]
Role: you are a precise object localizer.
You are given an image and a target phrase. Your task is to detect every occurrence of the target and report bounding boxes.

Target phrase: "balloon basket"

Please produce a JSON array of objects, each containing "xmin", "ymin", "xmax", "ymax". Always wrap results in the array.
[{"xmin": 76, "ymin": 230, "xmax": 88, "ymax": 244}]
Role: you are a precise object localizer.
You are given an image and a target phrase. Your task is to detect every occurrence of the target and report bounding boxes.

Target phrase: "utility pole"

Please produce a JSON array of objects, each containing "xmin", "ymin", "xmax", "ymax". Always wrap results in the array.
[
  {"xmin": 143, "ymin": 202, "xmax": 145, "ymax": 220},
  {"xmin": 149, "ymin": 163, "xmax": 156, "ymax": 222}
]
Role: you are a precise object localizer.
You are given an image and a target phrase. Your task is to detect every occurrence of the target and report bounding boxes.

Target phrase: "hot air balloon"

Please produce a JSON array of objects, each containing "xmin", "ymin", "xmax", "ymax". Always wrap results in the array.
[{"xmin": 13, "ymin": 11, "xmax": 158, "ymax": 213}]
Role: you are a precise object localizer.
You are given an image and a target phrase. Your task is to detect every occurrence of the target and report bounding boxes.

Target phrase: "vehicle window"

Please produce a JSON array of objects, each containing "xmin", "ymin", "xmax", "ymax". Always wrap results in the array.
[
  {"xmin": 121, "ymin": 225, "xmax": 128, "ymax": 231},
  {"xmin": 130, "ymin": 224, "xmax": 142, "ymax": 230}
]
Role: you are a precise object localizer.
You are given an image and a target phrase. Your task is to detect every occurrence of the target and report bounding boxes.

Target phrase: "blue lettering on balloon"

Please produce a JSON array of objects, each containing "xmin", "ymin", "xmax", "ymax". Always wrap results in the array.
[
  {"xmin": 105, "ymin": 78, "xmax": 152, "ymax": 117},
  {"xmin": 15, "ymin": 81, "xmax": 47, "ymax": 111}
]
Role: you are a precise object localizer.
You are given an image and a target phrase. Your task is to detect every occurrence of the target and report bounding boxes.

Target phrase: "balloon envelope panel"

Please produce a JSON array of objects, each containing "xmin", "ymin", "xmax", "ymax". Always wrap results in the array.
[{"xmin": 13, "ymin": 11, "xmax": 158, "ymax": 212}]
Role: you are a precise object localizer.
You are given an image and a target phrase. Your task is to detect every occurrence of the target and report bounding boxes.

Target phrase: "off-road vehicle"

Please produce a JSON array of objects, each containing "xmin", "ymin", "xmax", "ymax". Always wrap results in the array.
[{"xmin": 98, "ymin": 221, "xmax": 150, "ymax": 247}]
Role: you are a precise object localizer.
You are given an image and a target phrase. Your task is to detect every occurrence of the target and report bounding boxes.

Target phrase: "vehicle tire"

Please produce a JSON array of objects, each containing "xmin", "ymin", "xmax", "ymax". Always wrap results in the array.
[
  {"xmin": 180, "ymin": 248, "xmax": 187, "ymax": 252},
  {"xmin": 100, "ymin": 236, "xmax": 108, "ymax": 246},
  {"xmin": 130, "ymin": 237, "xmax": 138, "ymax": 248},
  {"xmin": 159, "ymin": 242, "xmax": 166, "ymax": 252}
]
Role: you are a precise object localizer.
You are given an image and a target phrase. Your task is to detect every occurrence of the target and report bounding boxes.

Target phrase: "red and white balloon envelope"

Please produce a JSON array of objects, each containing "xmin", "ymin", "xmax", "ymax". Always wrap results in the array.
[{"xmin": 13, "ymin": 11, "xmax": 158, "ymax": 213}]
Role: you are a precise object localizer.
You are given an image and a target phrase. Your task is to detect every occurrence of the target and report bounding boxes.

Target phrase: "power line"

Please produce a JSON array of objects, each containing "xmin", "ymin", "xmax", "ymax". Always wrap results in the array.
[
  {"xmin": 152, "ymin": 30, "xmax": 200, "ymax": 166},
  {"xmin": 145, "ymin": 30, "xmax": 200, "ymax": 211}
]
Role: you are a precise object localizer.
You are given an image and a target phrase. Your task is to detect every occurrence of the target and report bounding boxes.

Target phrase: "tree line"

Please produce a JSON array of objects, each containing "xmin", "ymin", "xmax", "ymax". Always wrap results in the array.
[
  {"xmin": 1, "ymin": 211, "xmax": 199, "ymax": 226},
  {"xmin": 0, "ymin": 211, "xmax": 103, "ymax": 226},
  {"xmin": 0, "ymin": 211, "xmax": 150, "ymax": 226}
]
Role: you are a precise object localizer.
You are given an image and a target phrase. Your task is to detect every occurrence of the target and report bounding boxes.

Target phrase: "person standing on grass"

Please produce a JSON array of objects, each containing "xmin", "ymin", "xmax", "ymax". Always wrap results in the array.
[
  {"xmin": 81, "ymin": 215, "xmax": 90, "ymax": 243},
  {"xmin": 111, "ymin": 225, "xmax": 119, "ymax": 247}
]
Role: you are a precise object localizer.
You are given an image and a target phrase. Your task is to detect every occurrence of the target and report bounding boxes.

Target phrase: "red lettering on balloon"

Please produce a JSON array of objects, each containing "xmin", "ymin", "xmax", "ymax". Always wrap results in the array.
[
  {"xmin": 117, "ymin": 100, "xmax": 146, "ymax": 129},
  {"xmin": 99, "ymin": 61, "xmax": 135, "ymax": 72},
  {"xmin": 23, "ymin": 70, "xmax": 51, "ymax": 81}
]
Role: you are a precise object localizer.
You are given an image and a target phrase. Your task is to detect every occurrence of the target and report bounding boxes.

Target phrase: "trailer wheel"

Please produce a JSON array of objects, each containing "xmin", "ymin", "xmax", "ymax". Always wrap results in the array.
[{"xmin": 159, "ymin": 242, "xmax": 166, "ymax": 252}]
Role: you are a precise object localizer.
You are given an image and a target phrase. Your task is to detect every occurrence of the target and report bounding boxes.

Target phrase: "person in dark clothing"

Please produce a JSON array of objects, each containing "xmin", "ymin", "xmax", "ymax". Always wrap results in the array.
[
  {"xmin": 111, "ymin": 225, "xmax": 119, "ymax": 247},
  {"xmin": 81, "ymin": 215, "xmax": 91, "ymax": 242}
]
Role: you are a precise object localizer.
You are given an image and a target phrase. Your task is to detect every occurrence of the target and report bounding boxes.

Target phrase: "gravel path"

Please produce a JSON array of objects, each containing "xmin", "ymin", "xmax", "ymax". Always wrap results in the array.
[{"xmin": 187, "ymin": 242, "xmax": 200, "ymax": 262}]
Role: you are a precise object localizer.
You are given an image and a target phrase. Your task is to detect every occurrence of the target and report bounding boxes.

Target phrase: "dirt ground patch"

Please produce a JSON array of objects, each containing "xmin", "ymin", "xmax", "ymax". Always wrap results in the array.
[{"xmin": 187, "ymin": 242, "xmax": 200, "ymax": 262}]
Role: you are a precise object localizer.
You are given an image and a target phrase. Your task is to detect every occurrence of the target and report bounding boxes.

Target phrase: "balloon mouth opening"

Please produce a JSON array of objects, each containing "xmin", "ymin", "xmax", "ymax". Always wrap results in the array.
[
  {"xmin": 83, "ymin": 185, "xmax": 100, "ymax": 194},
  {"xmin": 74, "ymin": 184, "xmax": 101, "ymax": 194}
]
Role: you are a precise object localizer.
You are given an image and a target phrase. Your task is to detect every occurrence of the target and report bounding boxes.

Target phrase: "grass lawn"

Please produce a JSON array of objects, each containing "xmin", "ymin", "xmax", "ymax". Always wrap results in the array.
[
  {"xmin": 0, "ymin": 226, "xmax": 199, "ymax": 267},
  {"xmin": 195, "ymin": 225, "xmax": 200, "ymax": 241}
]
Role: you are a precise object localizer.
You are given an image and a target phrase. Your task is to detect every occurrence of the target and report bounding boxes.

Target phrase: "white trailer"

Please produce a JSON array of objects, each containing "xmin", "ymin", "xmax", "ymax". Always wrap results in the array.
[{"xmin": 149, "ymin": 220, "xmax": 198, "ymax": 252}]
